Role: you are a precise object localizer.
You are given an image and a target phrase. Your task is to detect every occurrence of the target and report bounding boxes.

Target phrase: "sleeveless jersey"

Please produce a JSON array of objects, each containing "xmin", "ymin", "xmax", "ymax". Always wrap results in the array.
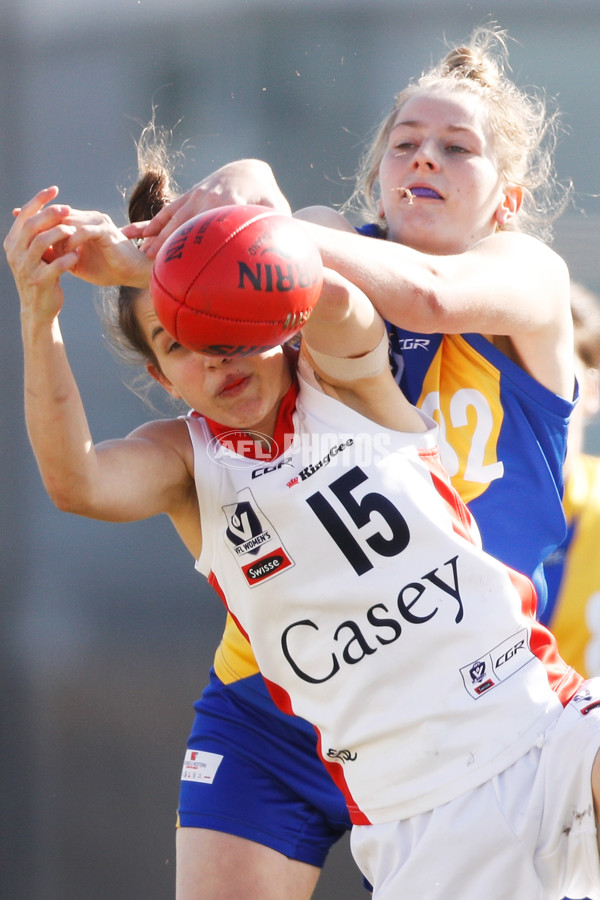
[
  {"xmin": 210, "ymin": 225, "xmax": 573, "ymax": 702},
  {"xmin": 540, "ymin": 454, "xmax": 600, "ymax": 677},
  {"xmin": 185, "ymin": 365, "xmax": 581, "ymax": 825}
]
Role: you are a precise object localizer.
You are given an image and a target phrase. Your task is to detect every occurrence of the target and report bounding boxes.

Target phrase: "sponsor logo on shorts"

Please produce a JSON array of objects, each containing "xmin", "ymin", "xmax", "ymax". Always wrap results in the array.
[
  {"xmin": 460, "ymin": 628, "xmax": 533, "ymax": 699},
  {"xmin": 181, "ymin": 749, "xmax": 224, "ymax": 784}
]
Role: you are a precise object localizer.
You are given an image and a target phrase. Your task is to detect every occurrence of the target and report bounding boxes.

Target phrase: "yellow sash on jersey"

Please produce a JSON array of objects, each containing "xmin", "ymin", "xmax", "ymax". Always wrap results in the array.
[
  {"xmin": 214, "ymin": 614, "xmax": 261, "ymax": 684},
  {"xmin": 417, "ymin": 335, "xmax": 504, "ymax": 503}
]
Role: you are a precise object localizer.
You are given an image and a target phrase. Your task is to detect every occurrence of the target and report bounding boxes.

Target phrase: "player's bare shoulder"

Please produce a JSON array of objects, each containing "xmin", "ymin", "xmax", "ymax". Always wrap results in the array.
[
  {"xmin": 127, "ymin": 416, "xmax": 194, "ymax": 474},
  {"xmin": 484, "ymin": 229, "xmax": 568, "ymax": 280}
]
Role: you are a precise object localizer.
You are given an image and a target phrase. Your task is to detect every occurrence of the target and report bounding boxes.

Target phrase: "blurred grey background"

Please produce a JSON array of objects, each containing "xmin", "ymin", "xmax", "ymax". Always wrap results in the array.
[{"xmin": 2, "ymin": 1, "xmax": 600, "ymax": 898}]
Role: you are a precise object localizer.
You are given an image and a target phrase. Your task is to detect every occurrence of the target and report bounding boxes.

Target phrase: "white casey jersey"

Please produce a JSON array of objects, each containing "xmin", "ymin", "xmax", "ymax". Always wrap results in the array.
[{"xmin": 185, "ymin": 365, "xmax": 581, "ymax": 825}]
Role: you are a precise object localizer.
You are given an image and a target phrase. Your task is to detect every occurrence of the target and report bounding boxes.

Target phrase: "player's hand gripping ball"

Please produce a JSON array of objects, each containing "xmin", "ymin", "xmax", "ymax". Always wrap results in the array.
[{"xmin": 150, "ymin": 204, "xmax": 324, "ymax": 356}]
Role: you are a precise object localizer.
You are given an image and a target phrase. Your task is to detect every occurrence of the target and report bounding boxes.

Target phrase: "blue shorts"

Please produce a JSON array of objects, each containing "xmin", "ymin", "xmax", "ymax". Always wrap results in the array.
[{"xmin": 178, "ymin": 668, "xmax": 351, "ymax": 867}]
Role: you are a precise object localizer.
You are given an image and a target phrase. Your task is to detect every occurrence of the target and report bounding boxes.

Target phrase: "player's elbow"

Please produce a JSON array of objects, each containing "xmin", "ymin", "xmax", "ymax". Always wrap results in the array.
[
  {"xmin": 405, "ymin": 274, "xmax": 460, "ymax": 332},
  {"xmin": 421, "ymin": 285, "xmax": 449, "ymax": 326},
  {"xmin": 44, "ymin": 474, "xmax": 97, "ymax": 516},
  {"xmin": 392, "ymin": 285, "xmax": 441, "ymax": 332}
]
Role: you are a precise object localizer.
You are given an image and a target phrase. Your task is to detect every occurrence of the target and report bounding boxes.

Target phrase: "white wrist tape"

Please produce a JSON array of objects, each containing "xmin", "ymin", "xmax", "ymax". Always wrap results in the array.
[{"xmin": 305, "ymin": 331, "xmax": 390, "ymax": 381}]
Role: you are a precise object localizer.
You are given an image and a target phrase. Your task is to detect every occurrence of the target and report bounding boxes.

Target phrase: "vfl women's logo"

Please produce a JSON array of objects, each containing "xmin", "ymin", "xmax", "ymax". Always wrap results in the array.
[
  {"xmin": 222, "ymin": 488, "xmax": 295, "ymax": 587},
  {"xmin": 225, "ymin": 501, "xmax": 267, "ymax": 555},
  {"xmin": 467, "ymin": 659, "xmax": 495, "ymax": 696}
]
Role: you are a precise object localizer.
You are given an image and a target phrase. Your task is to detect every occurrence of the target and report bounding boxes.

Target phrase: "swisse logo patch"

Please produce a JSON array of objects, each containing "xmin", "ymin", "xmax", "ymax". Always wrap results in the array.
[{"xmin": 242, "ymin": 549, "xmax": 292, "ymax": 584}]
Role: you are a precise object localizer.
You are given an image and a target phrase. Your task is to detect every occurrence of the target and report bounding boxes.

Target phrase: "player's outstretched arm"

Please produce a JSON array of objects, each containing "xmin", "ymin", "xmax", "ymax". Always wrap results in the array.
[
  {"xmin": 302, "ymin": 268, "xmax": 384, "ymax": 362},
  {"xmin": 5, "ymin": 190, "xmax": 191, "ymax": 524},
  {"xmin": 126, "ymin": 158, "xmax": 291, "ymax": 257},
  {"xmin": 60, "ymin": 207, "xmax": 152, "ymax": 287},
  {"xmin": 294, "ymin": 205, "xmax": 355, "ymax": 232},
  {"xmin": 10, "ymin": 187, "xmax": 151, "ymax": 288},
  {"xmin": 300, "ymin": 222, "xmax": 573, "ymax": 399},
  {"xmin": 301, "ymin": 268, "xmax": 426, "ymax": 434}
]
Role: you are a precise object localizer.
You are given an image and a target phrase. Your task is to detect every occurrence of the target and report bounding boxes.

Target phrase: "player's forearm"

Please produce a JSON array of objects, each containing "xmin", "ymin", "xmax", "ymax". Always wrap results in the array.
[
  {"xmin": 304, "ymin": 223, "xmax": 571, "ymax": 339},
  {"xmin": 303, "ymin": 267, "xmax": 385, "ymax": 361},
  {"xmin": 301, "ymin": 222, "xmax": 441, "ymax": 330},
  {"xmin": 22, "ymin": 314, "xmax": 99, "ymax": 512}
]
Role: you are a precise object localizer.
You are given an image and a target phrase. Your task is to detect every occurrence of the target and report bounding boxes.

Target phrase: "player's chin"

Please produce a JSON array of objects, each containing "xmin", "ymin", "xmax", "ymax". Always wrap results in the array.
[{"xmin": 234, "ymin": 396, "xmax": 274, "ymax": 429}]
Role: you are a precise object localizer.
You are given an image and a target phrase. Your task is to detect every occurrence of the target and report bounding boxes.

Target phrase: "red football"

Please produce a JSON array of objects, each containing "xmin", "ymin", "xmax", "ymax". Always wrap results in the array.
[{"xmin": 150, "ymin": 204, "xmax": 323, "ymax": 356}]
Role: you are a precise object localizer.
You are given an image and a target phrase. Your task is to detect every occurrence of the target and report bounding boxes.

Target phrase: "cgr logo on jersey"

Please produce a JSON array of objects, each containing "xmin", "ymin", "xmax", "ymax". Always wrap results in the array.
[
  {"xmin": 460, "ymin": 628, "xmax": 533, "ymax": 699},
  {"xmin": 222, "ymin": 488, "xmax": 295, "ymax": 586},
  {"xmin": 251, "ymin": 456, "xmax": 293, "ymax": 480},
  {"xmin": 395, "ymin": 337, "xmax": 431, "ymax": 351}
]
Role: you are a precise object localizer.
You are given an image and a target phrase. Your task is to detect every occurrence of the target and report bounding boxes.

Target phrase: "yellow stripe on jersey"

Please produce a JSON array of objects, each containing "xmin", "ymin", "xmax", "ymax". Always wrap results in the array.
[
  {"xmin": 213, "ymin": 613, "xmax": 261, "ymax": 684},
  {"xmin": 416, "ymin": 335, "xmax": 504, "ymax": 503}
]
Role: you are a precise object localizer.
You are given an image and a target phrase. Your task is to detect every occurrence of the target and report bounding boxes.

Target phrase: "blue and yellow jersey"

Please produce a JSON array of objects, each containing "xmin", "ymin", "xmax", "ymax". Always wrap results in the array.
[
  {"xmin": 540, "ymin": 454, "xmax": 600, "ymax": 677},
  {"xmin": 389, "ymin": 327, "xmax": 573, "ymax": 607}
]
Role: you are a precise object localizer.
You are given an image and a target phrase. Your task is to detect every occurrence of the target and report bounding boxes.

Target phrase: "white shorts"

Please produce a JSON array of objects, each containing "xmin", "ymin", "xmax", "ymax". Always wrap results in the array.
[{"xmin": 351, "ymin": 678, "xmax": 600, "ymax": 900}]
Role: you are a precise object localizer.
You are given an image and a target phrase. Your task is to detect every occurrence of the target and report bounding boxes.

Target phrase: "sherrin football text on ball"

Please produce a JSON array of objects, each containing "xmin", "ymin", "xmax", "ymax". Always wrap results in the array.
[{"xmin": 150, "ymin": 204, "xmax": 324, "ymax": 356}]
